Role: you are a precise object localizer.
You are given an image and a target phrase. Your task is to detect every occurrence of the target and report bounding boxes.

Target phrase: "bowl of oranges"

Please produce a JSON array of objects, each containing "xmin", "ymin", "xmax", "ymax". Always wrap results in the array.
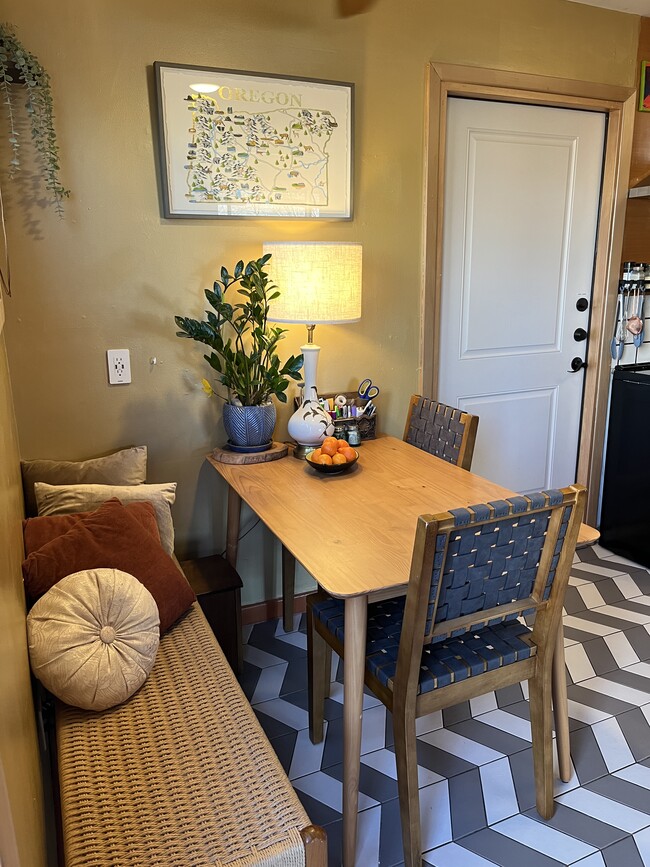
[{"xmin": 305, "ymin": 437, "xmax": 359, "ymax": 474}]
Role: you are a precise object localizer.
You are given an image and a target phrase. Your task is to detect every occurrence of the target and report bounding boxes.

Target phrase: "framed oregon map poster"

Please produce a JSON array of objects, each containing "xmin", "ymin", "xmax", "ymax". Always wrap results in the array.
[{"xmin": 154, "ymin": 62, "xmax": 354, "ymax": 219}]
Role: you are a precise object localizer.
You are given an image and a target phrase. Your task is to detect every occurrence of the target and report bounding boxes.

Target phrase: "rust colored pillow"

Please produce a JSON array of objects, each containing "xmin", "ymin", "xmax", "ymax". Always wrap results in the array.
[
  {"xmin": 22, "ymin": 498, "xmax": 195, "ymax": 633},
  {"xmin": 23, "ymin": 500, "xmax": 161, "ymax": 555}
]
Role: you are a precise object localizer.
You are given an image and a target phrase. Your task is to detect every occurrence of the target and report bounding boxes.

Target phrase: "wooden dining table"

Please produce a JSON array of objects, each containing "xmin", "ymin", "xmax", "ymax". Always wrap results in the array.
[{"xmin": 208, "ymin": 435, "xmax": 598, "ymax": 866}]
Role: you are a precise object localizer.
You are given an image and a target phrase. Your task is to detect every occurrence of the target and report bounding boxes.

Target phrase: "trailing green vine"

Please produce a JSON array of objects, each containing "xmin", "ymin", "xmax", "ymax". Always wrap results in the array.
[{"xmin": 0, "ymin": 23, "xmax": 69, "ymax": 215}]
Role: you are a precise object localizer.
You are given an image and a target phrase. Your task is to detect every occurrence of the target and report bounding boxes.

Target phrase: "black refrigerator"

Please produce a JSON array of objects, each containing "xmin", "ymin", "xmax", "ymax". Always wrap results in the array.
[{"xmin": 600, "ymin": 364, "xmax": 650, "ymax": 566}]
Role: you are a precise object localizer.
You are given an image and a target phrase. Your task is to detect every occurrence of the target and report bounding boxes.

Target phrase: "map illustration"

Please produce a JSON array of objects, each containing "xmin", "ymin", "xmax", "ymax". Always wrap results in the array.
[{"xmin": 183, "ymin": 95, "xmax": 339, "ymax": 207}]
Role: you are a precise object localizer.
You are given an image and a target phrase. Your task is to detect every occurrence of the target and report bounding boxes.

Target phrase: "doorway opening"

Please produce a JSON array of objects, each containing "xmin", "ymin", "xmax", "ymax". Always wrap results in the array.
[{"xmin": 421, "ymin": 64, "xmax": 635, "ymax": 524}]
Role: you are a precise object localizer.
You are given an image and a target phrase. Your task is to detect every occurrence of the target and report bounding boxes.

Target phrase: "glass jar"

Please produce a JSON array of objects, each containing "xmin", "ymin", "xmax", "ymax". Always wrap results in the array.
[
  {"xmin": 334, "ymin": 419, "xmax": 348, "ymax": 440},
  {"xmin": 346, "ymin": 421, "xmax": 361, "ymax": 447}
]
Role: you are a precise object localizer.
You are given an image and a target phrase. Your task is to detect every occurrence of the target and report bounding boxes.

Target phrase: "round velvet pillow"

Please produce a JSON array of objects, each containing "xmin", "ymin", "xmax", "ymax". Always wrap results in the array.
[{"xmin": 27, "ymin": 568, "xmax": 160, "ymax": 711}]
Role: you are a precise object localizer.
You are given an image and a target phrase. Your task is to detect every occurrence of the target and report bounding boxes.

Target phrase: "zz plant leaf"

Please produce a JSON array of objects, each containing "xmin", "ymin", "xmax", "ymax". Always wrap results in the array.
[{"xmin": 175, "ymin": 254, "xmax": 303, "ymax": 406}]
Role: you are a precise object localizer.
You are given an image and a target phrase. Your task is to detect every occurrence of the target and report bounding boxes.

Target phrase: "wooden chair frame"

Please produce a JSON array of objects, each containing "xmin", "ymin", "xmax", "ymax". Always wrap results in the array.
[
  {"xmin": 403, "ymin": 393, "xmax": 479, "ymax": 471},
  {"xmin": 308, "ymin": 485, "xmax": 586, "ymax": 867}
]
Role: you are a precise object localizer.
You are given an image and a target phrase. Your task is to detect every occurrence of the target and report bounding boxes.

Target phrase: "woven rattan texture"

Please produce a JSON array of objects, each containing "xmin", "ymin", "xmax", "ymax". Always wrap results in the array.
[
  {"xmin": 57, "ymin": 604, "xmax": 308, "ymax": 867},
  {"xmin": 405, "ymin": 397, "xmax": 466, "ymax": 464}
]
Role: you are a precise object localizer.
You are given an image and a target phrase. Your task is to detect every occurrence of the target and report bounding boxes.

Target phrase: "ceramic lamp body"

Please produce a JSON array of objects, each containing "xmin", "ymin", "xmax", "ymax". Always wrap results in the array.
[{"xmin": 288, "ymin": 344, "xmax": 334, "ymax": 446}]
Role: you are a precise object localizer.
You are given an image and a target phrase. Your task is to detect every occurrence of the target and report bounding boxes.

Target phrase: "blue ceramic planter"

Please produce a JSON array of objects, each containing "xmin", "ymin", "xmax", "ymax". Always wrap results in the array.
[{"xmin": 222, "ymin": 403, "xmax": 276, "ymax": 448}]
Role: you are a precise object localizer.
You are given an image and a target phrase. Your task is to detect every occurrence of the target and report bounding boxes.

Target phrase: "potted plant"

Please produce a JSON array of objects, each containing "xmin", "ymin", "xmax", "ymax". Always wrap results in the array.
[
  {"xmin": 0, "ymin": 24, "xmax": 69, "ymax": 215},
  {"xmin": 175, "ymin": 253, "xmax": 303, "ymax": 450}
]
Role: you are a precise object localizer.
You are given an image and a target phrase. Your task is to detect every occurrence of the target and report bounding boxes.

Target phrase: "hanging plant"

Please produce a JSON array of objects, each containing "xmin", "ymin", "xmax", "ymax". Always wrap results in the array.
[{"xmin": 0, "ymin": 23, "xmax": 69, "ymax": 214}]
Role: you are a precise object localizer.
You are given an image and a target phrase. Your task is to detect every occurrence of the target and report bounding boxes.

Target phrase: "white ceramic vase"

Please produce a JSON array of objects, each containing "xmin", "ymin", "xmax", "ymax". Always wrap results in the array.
[{"xmin": 288, "ymin": 344, "xmax": 334, "ymax": 447}]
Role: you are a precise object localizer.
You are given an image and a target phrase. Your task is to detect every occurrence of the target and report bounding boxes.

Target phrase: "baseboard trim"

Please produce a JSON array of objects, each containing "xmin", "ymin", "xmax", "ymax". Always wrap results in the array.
[{"xmin": 242, "ymin": 592, "xmax": 309, "ymax": 625}]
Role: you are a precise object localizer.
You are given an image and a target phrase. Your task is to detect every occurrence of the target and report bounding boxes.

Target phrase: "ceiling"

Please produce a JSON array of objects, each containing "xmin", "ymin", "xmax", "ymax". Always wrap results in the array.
[{"xmin": 567, "ymin": 0, "xmax": 649, "ymax": 14}]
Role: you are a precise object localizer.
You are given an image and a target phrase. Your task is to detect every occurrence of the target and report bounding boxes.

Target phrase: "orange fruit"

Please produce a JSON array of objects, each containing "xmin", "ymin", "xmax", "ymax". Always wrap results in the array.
[
  {"xmin": 310, "ymin": 448, "xmax": 322, "ymax": 461},
  {"xmin": 340, "ymin": 447, "xmax": 356, "ymax": 462},
  {"xmin": 322, "ymin": 436, "xmax": 338, "ymax": 447},
  {"xmin": 321, "ymin": 441, "xmax": 338, "ymax": 457},
  {"xmin": 336, "ymin": 439, "xmax": 349, "ymax": 450},
  {"xmin": 332, "ymin": 453, "xmax": 347, "ymax": 465},
  {"xmin": 317, "ymin": 454, "xmax": 333, "ymax": 465}
]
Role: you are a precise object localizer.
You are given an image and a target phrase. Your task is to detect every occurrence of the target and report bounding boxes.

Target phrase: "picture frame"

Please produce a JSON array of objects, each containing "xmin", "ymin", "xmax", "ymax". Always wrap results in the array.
[
  {"xmin": 639, "ymin": 61, "xmax": 650, "ymax": 112},
  {"xmin": 154, "ymin": 62, "xmax": 354, "ymax": 219}
]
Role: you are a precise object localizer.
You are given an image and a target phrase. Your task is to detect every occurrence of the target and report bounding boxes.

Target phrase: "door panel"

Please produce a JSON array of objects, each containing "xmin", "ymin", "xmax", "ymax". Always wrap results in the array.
[
  {"xmin": 439, "ymin": 98, "xmax": 605, "ymax": 492},
  {"xmin": 460, "ymin": 388, "xmax": 557, "ymax": 493}
]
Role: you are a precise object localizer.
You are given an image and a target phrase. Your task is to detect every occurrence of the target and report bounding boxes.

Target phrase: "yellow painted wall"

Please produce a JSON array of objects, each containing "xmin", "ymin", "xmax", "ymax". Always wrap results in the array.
[
  {"xmin": 2, "ymin": 0, "xmax": 639, "ymax": 604},
  {"xmin": 0, "ymin": 334, "xmax": 46, "ymax": 867}
]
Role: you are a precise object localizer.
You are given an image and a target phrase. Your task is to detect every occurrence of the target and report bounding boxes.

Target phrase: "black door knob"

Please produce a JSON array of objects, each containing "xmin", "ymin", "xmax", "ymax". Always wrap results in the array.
[
  {"xmin": 576, "ymin": 298, "xmax": 589, "ymax": 311},
  {"xmin": 573, "ymin": 328, "xmax": 588, "ymax": 341},
  {"xmin": 569, "ymin": 357, "xmax": 587, "ymax": 372}
]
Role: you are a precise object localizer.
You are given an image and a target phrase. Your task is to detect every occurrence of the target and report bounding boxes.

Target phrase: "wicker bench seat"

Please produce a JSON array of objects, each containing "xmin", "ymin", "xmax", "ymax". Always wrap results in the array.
[{"xmin": 55, "ymin": 603, "xmax": 326, "ymax": 867}]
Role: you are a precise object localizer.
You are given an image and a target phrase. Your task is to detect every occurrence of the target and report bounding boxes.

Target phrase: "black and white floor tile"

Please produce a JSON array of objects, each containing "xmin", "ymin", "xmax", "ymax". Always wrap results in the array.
[{"xmin": 239, "ymin": 545, "xmax": 650, "ymax": 866}]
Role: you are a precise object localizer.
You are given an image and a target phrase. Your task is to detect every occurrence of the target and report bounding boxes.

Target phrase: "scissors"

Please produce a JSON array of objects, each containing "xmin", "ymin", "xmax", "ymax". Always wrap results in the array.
[{"xmin": 358, "ymin": 378, "xmax": 379, "ymax": 401}]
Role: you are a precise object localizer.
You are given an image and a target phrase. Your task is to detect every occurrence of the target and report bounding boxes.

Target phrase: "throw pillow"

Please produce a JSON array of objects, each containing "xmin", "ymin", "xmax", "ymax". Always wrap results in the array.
[
  {"xmin": 27, "ymin": 568, "xmax": 160, "ymax": 711},
  {"xmin": 22, "ymin": 498, "xmax": 195, "ymax": 632},
  {"xmin": 33, "ymin": 481, "xmax": 176, "ymax": 555},
  {"xmin": 23, "ymin": 500, "xmax": 160, "ymax": 555},
  {"xmin": 21, "ymin": 445, "xmax": 147, "ymax": 517}
]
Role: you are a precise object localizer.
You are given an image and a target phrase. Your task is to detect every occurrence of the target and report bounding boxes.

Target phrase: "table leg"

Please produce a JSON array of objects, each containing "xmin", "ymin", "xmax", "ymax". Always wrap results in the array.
[
  {"xmin": 343, "ymin": 595, "xmax": 367, "ymax": 867},
  {"xmin": 226, "ymin": 486, "xmax": 242, "ymax": 569},
  {"xmin": 552, "ymin": 624, "xmax": 572, "ymax": 782},
  {"xmin": 282, "ymin": 545, "xmax": 296, "ymax": 632}
]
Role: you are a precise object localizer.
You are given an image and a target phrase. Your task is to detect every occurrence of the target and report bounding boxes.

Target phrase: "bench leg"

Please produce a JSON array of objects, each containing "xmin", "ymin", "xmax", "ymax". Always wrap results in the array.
[{"xmin": 301, "ymin": 824, "xmax": 327, "ymax": 867}]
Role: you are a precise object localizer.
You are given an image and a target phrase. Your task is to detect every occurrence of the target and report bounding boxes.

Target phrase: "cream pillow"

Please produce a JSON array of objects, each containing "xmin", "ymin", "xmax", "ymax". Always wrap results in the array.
[
  {"xmin": 21, "ymin": 446, "xmax": 147, "ymax": 517},
  {"xmin": 27, "ymin": 568, "xmax": 160, "ymax": 711},
  {"xmin": 33, "ymin": 481, "xmax": 177, "ymax": 554}
]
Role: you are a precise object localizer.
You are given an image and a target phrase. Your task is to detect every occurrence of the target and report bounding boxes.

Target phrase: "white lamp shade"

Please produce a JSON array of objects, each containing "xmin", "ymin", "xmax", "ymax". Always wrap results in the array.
[{"xmin": 263, "ymin": 242, "xmax": 362, "ymax": 324}]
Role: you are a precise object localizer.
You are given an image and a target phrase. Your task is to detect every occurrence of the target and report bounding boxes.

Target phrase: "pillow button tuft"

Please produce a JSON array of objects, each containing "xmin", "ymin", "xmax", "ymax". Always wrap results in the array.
[{"xmin": 100, "ymin": 625, "xmax": 117, "ymax": 644}]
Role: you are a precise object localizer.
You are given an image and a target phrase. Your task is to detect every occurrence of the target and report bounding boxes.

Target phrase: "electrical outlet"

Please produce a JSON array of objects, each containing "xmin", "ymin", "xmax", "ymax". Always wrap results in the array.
[{"xmin": 107, "ymin": 349, "xmax": 131, "ymax": 385}]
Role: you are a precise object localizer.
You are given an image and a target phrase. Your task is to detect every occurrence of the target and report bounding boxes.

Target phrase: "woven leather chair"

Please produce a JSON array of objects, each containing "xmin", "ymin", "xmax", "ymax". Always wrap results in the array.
[
  {"xmin": 307, "ymin": 485, "xmax": 586, "ymax": 867},
  {"xmin": 403, "ymin": 394, "xmax": 479, "ymax": 471}
]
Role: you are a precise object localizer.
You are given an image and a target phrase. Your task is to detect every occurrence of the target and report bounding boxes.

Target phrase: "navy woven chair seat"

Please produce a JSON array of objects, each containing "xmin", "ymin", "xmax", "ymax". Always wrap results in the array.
[
  {"xmin": 312, "ymin": 594, "xmax": 534, "ymax": 693},
  {"xmin": 307, "ymin": 485, "xmax": 587, "ymax": 867}
]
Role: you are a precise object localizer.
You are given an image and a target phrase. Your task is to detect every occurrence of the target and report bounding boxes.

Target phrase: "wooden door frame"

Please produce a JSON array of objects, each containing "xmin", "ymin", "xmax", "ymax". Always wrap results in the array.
[{"xmin": 421, "ymin": 63, "xmax": 636, "ymax": 526}]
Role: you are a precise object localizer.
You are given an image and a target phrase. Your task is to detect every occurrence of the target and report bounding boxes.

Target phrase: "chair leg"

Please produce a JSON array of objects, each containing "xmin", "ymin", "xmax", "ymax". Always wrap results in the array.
[
  {"xmin": 529, "ymin": 668, "xmax": 555, "ymax": 820},
  {"xmin": 307, "ymin": 605, "xmax": 327, "ymax": 744},
  {"xmin": 393, "ymin": 707, "xmax": 422, "ymax": 867},
  {"xmin": 323, "ymin": 644, "xmax": 332, "ymax": 699},
  {"xmin": 552, "ymin": 626, "xmax": 572, "ymax": 782}
]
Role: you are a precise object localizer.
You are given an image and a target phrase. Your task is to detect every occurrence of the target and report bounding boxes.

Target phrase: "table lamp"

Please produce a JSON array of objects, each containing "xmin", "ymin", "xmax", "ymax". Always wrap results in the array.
[{"xmin": 263, "ymin": 241, "xmax": 362, "ymax": 457}]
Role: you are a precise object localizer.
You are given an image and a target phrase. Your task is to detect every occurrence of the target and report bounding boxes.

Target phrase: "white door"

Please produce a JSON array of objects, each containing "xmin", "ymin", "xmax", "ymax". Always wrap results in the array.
[{"xmin": 438, "ymin": 98, "xmax": 605, "ymax": 493}]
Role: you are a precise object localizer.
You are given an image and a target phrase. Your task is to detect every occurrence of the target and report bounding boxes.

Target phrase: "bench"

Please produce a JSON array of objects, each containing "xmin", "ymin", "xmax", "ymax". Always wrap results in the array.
[{"xmin": 54, "ymin": 602, "xmax": 327, "ymax": 866}]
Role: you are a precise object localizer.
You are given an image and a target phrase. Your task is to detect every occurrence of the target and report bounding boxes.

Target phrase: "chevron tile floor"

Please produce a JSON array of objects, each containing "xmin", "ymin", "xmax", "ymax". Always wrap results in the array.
[{"xmin": 239, "ymin": 544, "xmax": 650, "ymax": 866}]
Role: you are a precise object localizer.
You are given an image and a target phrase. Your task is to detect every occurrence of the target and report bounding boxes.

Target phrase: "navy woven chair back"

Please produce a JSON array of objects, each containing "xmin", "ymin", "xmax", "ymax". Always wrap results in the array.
[
  {"xmin": 307, "ymin": 484, "xmax": 586, "ymax": 865},
  {"xmin": 425, "ymin": 489, "xmax": 570, "ymax": 642},
  {"xmin": 356, "ymin": 488, "xmax": 578, "ymax": 696},
  {"xmin": 403, "ymin": 394, "xmax": 479, "ymax": 470}
]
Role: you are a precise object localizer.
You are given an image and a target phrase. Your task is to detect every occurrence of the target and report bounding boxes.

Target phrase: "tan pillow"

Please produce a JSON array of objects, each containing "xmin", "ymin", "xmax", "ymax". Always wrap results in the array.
[
  {"xmin": 34, "ymin": 481, "xmax": 177, "ymax": 554},
  {"xmin": 21, "ymin": 446, "xmax": 147, "ymax": 517},
  {"xmin": 27, "ymin": 568, "xmax": 160, "ymax": 711}
]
